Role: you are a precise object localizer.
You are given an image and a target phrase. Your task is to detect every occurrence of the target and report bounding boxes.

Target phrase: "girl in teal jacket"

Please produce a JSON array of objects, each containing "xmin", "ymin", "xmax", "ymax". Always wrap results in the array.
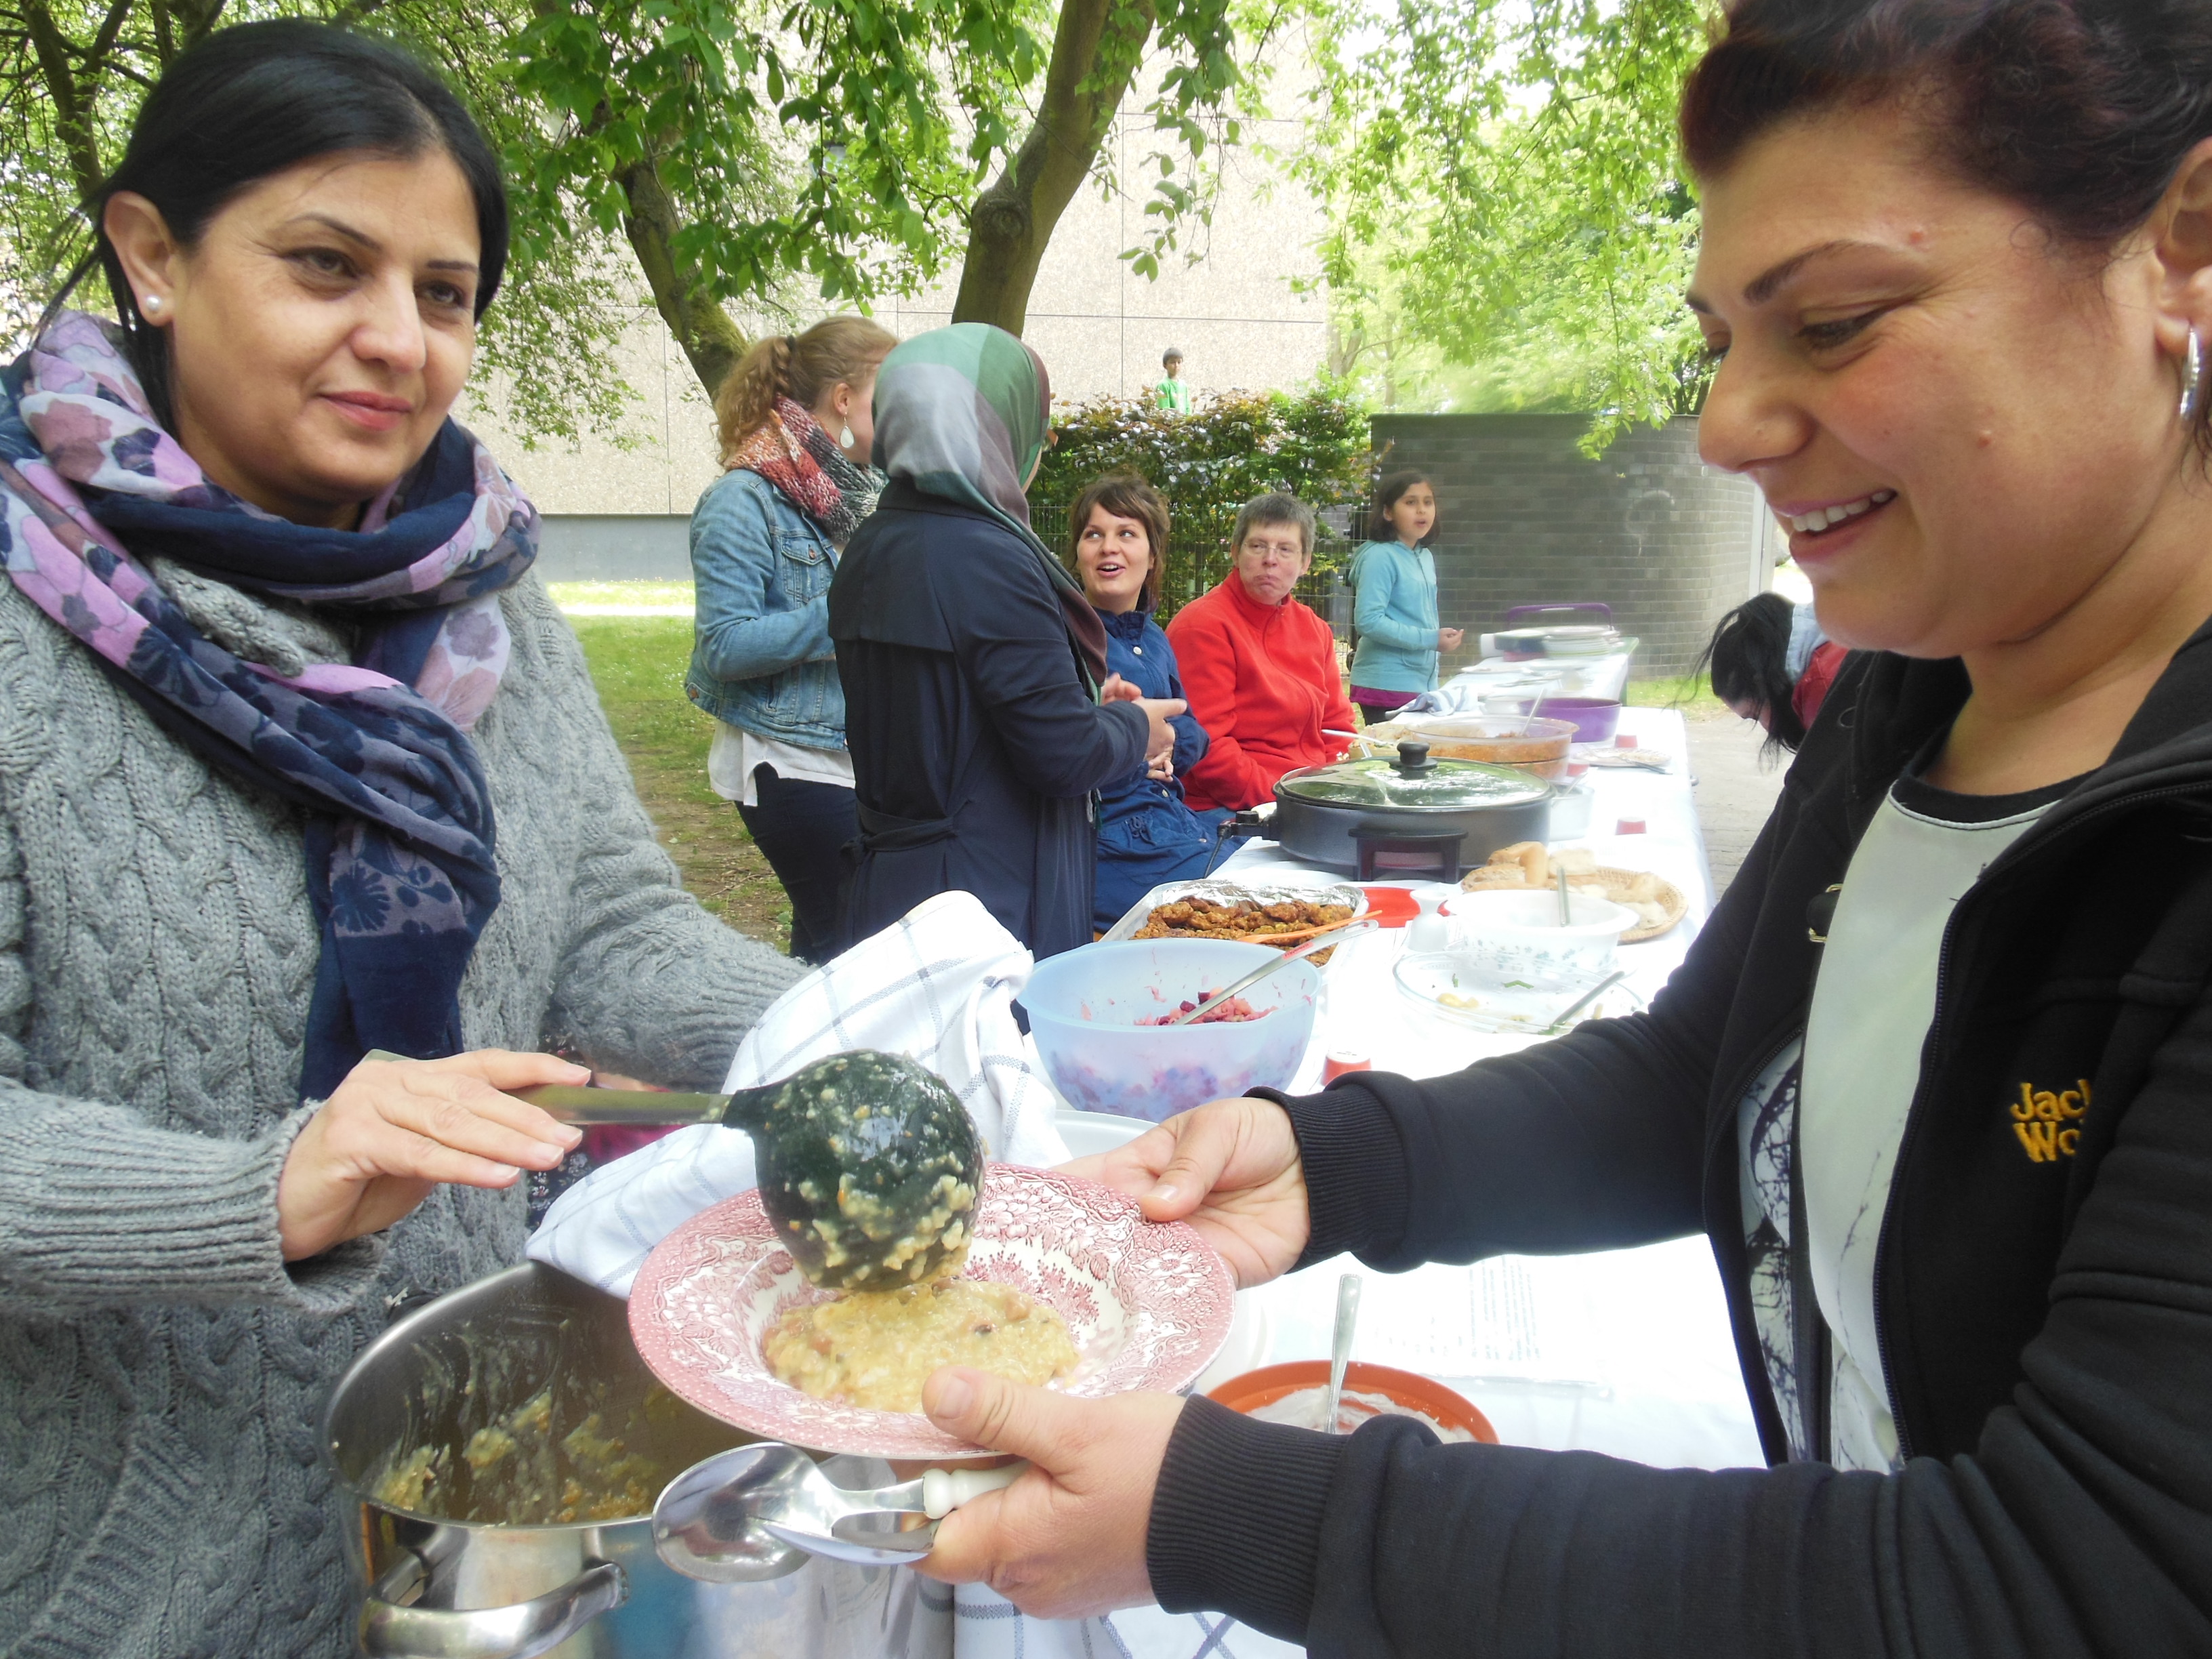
[{"xmin": 1347, "ymin": 470, "xmax": 1464, "ymax": 724}]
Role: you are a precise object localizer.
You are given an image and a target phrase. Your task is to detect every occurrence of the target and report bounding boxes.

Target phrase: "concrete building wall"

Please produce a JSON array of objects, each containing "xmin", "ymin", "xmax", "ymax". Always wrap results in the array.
[{"xmin": 1369, "ymin": 413, "xmax": 1768, "ymax": 679}]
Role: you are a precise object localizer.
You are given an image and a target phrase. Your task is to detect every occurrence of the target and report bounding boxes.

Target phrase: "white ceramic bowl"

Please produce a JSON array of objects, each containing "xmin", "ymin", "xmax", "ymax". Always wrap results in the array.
[{"xmin": 1440, "ymin": 888, "xmax": 1637, "ymax": 987}]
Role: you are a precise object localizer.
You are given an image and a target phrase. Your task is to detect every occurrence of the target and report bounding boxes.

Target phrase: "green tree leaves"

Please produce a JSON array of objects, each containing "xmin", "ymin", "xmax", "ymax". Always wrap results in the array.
[{"xmin": 1303, "ymin": 0, "xmax": 1713, "ymax": 453}]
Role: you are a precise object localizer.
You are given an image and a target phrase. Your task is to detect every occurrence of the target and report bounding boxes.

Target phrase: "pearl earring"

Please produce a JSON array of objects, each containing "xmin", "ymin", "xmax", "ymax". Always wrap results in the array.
[{"xmin": 142, "ymin": 294, "xmax": 161, "ymax": 315}]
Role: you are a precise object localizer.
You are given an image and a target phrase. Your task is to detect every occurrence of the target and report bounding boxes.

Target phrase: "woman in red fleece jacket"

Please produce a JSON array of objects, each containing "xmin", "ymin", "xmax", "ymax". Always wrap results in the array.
[{"xmin": 1166, "ymin": 493, "xmax": 1357, "ymax": 813}]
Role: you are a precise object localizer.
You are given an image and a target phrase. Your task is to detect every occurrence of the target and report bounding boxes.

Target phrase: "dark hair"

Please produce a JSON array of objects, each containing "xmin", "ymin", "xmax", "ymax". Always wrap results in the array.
[
  {"xmin": 1067, "ymin": 472, "xmax": 1171, "ymax": 612},
  {"xmin": 1682, "ymin": 2, "xmax": 2212, "ymax": 249},
  {"xmin": 1231, "ymin": 492, "xmax": 1315, "ymax": 560},
  {"xmin": 1368, "ymin": 470, "xmax": 1439, "ymax": 545},
  {"xmin": 1697, "ymin": 592, "xmax": 1807, "ymax": 756},
  {"xmin": 76, "ymin": 20, "xmax": 509, "ymax": 426}
]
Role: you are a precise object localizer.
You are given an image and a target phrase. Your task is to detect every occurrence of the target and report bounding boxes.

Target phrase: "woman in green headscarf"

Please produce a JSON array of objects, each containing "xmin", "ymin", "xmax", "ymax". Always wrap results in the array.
[{"xmin": 827, "ymin": 325, "xmax": 1187, "ymax": 956}]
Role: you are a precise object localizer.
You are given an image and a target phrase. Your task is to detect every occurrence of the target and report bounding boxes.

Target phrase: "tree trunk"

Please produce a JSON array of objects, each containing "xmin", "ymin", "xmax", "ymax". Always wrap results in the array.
[
  {"xmin": 20, "ymin": 0, "xmax": 103, "ymax": 199},
  {"xmin": 614, "ymin": 146, "xmax": 747, "ymax": 396},
  {"xmin": 950, "ymin": 0, "xmax": 1154, "ymax": 335}
]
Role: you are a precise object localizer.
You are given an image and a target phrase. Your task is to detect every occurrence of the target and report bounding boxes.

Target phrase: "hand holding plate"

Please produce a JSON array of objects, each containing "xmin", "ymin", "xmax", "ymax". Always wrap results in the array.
[
  {"xmin": 1058, "ymin": 1096, "xmax": 1309, "ymax": 1288},
  {"xmin": 916, "ymin": 1367, "xmax": 1181, "ymax": 1618}
]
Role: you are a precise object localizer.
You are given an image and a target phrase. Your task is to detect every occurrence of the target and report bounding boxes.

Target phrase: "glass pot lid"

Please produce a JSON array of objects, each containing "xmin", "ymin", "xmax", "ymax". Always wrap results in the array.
[{"xmin": 1277, "ymin": 743, "xmax": 1551, "ymax": 811}]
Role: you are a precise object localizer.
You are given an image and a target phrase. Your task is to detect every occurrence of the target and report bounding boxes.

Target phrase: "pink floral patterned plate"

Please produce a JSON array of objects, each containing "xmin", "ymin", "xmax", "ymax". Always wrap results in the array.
[{"xmin": 628, "ymin": 1164, "xmax": 1237, "ymax": 1458}]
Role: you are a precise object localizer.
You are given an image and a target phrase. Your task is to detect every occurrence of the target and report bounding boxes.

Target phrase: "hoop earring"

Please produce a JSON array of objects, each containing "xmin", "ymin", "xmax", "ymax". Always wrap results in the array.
[
  {"xmin": 839, "ymin": 423, "xmax": 855, "ymax": 450},
  {"xmin": 2182, "ymin": 326, "xmax": 2205, "ymax": 424}
]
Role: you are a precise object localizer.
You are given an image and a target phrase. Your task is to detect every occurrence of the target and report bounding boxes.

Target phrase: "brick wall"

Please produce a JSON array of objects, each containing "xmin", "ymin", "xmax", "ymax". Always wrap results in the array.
[{"xmin": 1366, "ymin": 413, "xmax": 1764, "ymax": 678}]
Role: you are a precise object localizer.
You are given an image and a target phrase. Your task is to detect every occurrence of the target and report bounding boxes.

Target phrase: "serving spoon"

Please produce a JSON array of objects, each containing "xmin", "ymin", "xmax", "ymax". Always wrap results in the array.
[
  {"xmin": 1164, "ymin": 918, "xmax": 1377, "ymax": 1025},
  {"xmin": 415, "ymin": 1047, "xmax": 984, "ymax": 1292},
  {"xmin": 653, "ymin": 1442, "xmax": 1025, "ymax": 1579}
]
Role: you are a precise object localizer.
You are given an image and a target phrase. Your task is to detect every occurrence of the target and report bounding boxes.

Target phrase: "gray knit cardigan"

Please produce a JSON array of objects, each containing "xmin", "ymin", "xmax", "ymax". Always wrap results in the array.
[{"xmin": 0, "ymin": 565, "xmax": 804, "ymax": 1657}]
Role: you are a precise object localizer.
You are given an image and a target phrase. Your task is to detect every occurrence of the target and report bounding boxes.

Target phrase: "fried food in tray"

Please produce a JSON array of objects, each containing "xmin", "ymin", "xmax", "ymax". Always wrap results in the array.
[{"xmin": 1133, "ymin": 893, "xmax": 1356, "ymax": 947}]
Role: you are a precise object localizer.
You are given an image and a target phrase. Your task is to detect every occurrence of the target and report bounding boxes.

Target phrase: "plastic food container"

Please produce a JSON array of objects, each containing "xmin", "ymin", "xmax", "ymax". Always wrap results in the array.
[
  {"xmin": 1021, "ymin": 940, "xmax": 1320, "ymax": 1122},
  {"xmin": 1439, "ymin": 888, "xmax": 1637, "ymax": 987}
]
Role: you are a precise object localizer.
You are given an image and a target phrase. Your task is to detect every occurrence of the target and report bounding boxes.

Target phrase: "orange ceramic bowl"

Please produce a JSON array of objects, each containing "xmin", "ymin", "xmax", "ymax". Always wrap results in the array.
[{"xmin": 1207, "ymin": 1361, "xmax": 1498, "ymax": 1443}]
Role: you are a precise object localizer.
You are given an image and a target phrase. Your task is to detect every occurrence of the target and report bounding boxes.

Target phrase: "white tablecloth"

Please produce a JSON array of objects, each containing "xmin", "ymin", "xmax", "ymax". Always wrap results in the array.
[
  {"xmin": 977, "ymin": 706, "xmax": 1765, "ymax": 1659},
  {"xmin": 1217, "ymin": 709, "xmax": 1759, "ymax": 1476}
]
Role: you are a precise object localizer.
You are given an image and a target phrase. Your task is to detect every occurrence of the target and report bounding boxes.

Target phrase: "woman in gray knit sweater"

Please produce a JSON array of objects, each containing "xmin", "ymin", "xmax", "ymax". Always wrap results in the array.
[{"xmin": 0, "ymin": 23, "xmax": 803, "ymax": 1657}]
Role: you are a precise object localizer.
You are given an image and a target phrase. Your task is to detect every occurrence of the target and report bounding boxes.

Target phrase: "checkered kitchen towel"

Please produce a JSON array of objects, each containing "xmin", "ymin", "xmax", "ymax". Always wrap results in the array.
[{"xmin": 527, "ymin": 889, "xmax": 1071, "ymax": 1295}]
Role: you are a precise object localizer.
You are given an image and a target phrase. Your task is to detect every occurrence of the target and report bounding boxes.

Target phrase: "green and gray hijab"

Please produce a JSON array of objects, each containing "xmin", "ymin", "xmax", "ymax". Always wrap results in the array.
[{"xmin": 870, "ymin": 323, "xmax": 1108, "ymax": 688}]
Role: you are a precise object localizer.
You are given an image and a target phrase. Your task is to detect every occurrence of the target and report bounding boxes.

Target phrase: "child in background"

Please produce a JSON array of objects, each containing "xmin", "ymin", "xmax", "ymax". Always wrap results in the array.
[
  {"xmin": 1698, "ymin": 591, "xmax": 1845, "ymax": 758},
  {"xmin": 1348, "ymin": 470, "xmax": 1463, "ymax": 726},
  {"xmin": 1153, "ymin": 346, "xmax": 1193, "ymax": 415}
]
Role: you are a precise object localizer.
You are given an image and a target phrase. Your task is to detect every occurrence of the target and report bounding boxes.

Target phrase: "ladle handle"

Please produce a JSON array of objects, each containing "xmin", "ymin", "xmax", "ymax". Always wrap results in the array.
[{"xmin": 921, "ymin": 1462, "xmax": 1026, "ymax": 1519}]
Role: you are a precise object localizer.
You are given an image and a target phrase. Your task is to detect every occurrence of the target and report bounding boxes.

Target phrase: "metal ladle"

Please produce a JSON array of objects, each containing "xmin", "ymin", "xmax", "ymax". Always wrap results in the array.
[
  {"xmin": 509, "ymin": 1049, "xmax": 986, "ymax": 1292},
  {"xmin": 653, "ymin": 1443, "xmax": 1025, "ymax": 1580}
]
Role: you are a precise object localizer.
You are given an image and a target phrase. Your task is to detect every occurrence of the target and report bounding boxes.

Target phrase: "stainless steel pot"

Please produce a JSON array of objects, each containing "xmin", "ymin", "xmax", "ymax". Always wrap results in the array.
[
  {"xmin": 325, "ymin": 1263, "xmax": 947, "ymax": 1659},
  {"xmin": 1268, "ymin": 740, "xmax": 1552, "ymax": 878}
]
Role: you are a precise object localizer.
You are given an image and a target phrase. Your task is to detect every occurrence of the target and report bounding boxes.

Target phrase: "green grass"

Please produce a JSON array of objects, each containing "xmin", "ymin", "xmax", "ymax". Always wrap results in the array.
[
  {"xmin": 1627, "ymin": 673, "xmax": 1727, "ymax": 720},
  {"xmin": 549, "ymin": 579, "xmax": 695, "ymax": 611},
  {"xmin": 567, "ymin": 615, "xmax": 792, "ymax": 949}
]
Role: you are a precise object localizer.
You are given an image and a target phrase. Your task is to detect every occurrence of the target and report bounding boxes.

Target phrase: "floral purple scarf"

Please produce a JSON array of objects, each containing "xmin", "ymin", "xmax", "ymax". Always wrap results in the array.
[{"xmin": 0, "ymin": 311, "xmax": 537, "ymax": 1099}]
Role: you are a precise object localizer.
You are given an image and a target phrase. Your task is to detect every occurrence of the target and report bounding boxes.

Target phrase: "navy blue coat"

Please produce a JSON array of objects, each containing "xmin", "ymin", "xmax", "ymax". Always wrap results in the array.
[
  {"xmin": 829, "ymin": 482, "xmax": 1149, "ymax": 957},
  {"xmin": 1092, "ymin": 605, "xmax": 1218, "ymax": 930}
]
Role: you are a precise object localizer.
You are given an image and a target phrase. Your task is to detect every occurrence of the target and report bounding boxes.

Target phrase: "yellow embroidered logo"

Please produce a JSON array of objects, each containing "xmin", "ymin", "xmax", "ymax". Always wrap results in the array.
[{"xmin": 2010, "ymin": 1080, "xmax": 2089, "ymax": 1163}]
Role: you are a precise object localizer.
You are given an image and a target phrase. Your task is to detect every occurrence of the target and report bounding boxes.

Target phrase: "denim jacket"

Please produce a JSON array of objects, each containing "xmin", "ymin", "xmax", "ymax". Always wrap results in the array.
[{"xmin": 684, "ymin": 467, "xmax": 846, "ymax": 747}]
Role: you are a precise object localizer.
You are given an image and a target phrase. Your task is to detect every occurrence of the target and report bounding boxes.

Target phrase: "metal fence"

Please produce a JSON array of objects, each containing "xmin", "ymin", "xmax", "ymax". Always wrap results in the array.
[{"xmin": 1030, "ymin": 495, "xmax": 1366, "ymax": 628}]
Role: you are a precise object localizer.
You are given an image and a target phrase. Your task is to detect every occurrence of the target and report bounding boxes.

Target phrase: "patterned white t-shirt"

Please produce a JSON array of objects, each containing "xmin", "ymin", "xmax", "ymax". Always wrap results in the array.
[{"xmin": 1738, "ymin": 764, "xmax": 2070, "ymax": 1467}]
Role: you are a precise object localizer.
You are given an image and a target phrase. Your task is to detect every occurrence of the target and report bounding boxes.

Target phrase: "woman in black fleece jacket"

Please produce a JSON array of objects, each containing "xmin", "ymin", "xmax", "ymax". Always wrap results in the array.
[{"xmin": 909, "ymin": 5, "xmax": 2212, "ymax": 1655}]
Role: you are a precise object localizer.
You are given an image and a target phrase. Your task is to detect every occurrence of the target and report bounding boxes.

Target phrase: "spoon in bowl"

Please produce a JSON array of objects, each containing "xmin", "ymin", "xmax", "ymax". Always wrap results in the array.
[
  {"xmin": 1164, "ymin": 920, "xmax": 1377, "ymax": 1026},
  {"xmin": 1320, "ymin": 1271, "xmax": 1364, "ymax": 1433}
]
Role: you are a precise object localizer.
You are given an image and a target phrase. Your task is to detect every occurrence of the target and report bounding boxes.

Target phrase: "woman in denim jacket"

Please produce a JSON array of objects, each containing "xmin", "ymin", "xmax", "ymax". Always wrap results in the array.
[{"xmin": 687, "ymin": 317, "xmax": 896, "ymax": 962}]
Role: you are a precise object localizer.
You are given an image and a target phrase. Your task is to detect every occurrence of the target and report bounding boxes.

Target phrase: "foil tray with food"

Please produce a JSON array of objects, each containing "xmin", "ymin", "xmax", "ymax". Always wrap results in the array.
[{"xmin": 1099, "ymin": 878, "xmax": 1368, "ymax": 948}]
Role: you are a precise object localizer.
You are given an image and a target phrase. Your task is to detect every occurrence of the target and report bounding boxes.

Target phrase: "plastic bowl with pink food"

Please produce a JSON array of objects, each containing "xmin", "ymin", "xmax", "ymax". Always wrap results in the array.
[{"xmin": 1021, "ymin": 939, "xmax": 1320, "ymax": 1123}]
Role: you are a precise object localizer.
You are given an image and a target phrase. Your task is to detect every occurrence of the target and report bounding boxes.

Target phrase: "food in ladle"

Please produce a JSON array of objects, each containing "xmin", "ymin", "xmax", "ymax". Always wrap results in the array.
[
  {"xmin": 519, "ymin": 1049, "xmax": 985, "ymax": 1293},
  {"xmin": 741, "ymin": 1050, "xmax": 983, "ymax": 1292},
  {"xmin": 763, "ymin": 1278, "xmax": 1078, "ymax": 1413},
  {"xmin": 1138, "ymin": 992, "xmax": 1270, "ymax": 1025}
]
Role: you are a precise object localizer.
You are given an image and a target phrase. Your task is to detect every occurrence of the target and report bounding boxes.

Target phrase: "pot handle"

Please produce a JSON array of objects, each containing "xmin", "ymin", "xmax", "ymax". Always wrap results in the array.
[{"xmin": 358, "ymin": 1549, "xmax": 628, "ymax": 1659}]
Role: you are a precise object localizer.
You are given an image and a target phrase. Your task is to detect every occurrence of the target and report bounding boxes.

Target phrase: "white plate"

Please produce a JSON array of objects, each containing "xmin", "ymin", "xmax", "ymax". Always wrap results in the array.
[{"xmin": 1392, "ymin": 951, "xmax": 1646, "ymax": 1035}]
